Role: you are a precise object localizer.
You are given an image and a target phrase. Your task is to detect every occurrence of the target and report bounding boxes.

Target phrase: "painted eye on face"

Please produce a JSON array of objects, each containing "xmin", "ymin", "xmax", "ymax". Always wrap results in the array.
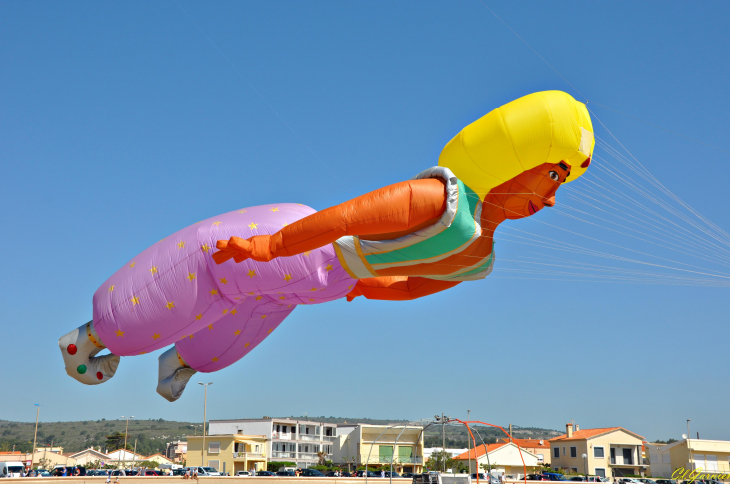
[{"xmin": 548, "ymin": 171, "xmax": 560, "ymax": 182}]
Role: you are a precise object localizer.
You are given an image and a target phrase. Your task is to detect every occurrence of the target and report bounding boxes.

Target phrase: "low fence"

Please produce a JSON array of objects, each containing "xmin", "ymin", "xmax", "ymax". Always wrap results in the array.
[{"xmin": 6, "ymin": 478, "xmax": 414, "ymax": 484}]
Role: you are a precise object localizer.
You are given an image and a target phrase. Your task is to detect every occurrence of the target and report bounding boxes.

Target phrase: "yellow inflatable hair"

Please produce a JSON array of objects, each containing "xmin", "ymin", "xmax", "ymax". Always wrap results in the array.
[{"xmin": 438, "ymin": 90, "xmax": 594, "ymax": 198}]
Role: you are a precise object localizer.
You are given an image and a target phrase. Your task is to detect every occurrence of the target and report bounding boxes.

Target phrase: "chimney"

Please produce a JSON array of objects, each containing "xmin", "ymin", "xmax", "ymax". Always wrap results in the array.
[
  {"xmin": 566, "ymin": 423, "xmax": 573, "ymax": 438},
  {"xmin": 575, "ymin": 424, "xmax": 580, "ymax": 432},
  {"xmin": 237, "ymin": 430, "xmax": 243, "ymax": 435}
]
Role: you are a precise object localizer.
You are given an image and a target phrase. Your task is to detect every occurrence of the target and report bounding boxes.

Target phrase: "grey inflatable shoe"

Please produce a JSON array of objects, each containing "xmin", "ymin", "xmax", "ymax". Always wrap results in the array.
[
  {"xmin": 156, "ymin": 346, "xmax": 196, "ymax": 402},
  {"xmin": 59, "ymin": 321, "xmax": 120, "ymax": 385}
]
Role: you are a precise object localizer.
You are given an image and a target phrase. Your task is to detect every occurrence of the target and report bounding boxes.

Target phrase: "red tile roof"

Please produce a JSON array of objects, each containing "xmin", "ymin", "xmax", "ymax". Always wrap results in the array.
[
  {"xmin": 453, "ymin": 443, "xmax": 508, "ymax": 460},
  {"xmin": 551, "ymin": 427, "xmax": 644, "ymax": 442},
  {"xmin": 501, "ymin": 438, "xmax": 550, "ymax": 449}
]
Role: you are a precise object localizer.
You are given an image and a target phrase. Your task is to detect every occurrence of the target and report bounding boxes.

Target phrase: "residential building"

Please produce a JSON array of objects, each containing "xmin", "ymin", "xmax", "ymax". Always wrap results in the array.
[
  {"xmin": 333, "ymin": 423, "xmax": 425, "ymax": 474},
  {"xmin": 453, "ymin": 442, "xmax": 541, "ymax": 478},
  {"xmin": 0, "ymin": 450, "xmax": 76, "ymax": 468},
  {"xmin": 501, "ymin": 438, "xmax": 552, "ymax": 466},
  {"xmin": 647, "ymin": 439, "xmax": 730, "ymax": 478},
  {"xmin": 423, "ymin": 448, "xmax": 468, "ymax": 462},
  {"xmin": 186, "ymin": 432, "xmax": 267, "ymax": 475},
  {"xmin": 550, "ymin": 423, "xmax": 645, "ymax": 478},
  {"xmin": 208, "ymin": 418, "xmax": 336, "ymax": 469},
  {"xmin": 35, "ymin": 447, "xmax": 64, "ymax": 455},
  {"xmin": 165, "ymin": 440, "xmax": 187, "ymax": 463},
  {"xmin": 144, "ymin": 453, "xmax": 174, "ymax": 467},
  {"xmin": 67, "ymin": 448, "xmax": 110, "ymax": 466},
  {"xmin": 106, "ymin": 449, "xmax": 146, "ymax": 468}
]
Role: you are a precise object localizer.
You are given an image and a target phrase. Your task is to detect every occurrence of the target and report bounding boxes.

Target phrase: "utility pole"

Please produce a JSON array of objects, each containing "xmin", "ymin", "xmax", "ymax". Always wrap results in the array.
[
  {"xmin": 120, "ymin": 416, "xmax": 134, "ymax": 469},
  {"xmin": 199, "ymin": 382, "xmax": 213, "ymax": 467},
  {"xmin": 30, "ymin": 404, "xmax": 40, "ymax": 470}
]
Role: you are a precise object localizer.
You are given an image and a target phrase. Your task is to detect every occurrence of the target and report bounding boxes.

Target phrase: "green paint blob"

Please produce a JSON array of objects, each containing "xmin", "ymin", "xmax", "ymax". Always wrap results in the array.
[{"xmin": 77, "ymin": 364, "xmax": 87, "ymax": 374}]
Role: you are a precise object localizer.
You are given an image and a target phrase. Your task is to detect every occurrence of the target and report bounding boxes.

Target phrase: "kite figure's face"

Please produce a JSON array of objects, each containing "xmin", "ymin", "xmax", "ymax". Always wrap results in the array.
[{"xmin": 488, "ymin": 162, "xmax": 572, "ymax": 220}]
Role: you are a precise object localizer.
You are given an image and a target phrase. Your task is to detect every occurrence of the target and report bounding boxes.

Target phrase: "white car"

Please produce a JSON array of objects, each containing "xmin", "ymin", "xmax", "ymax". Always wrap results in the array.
[{"xmin": 237, "ymin": 471, "xmax": 252, "ymax": 476}]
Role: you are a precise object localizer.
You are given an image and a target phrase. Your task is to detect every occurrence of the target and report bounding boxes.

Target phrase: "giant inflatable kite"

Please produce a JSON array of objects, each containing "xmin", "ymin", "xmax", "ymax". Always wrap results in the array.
[{"xmin": 59, "ymin": 91, "xmax": 594, "ymax": 401}]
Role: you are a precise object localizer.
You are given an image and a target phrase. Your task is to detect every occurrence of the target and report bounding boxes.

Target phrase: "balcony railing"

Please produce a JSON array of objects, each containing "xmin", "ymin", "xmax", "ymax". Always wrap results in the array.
[
  {"xmin": 362, "ymin": 456, "xmax": 423, "ymax": 464},
  {"xmin": 323, "ymin": 436, "xmax": 336, "ymax": 442},
  {"xmin": 299, "ymin": 435, "xmax": 320, "ymax": 442},
  {"xmin": 232, "ymin": 452, "xmax": 264, "ymax": 460},
  {"xmin": 272, "ymin": 432, "xmax": 292, "ymax": 441},
  {"xmin": 271, "ymin": 451, "xmax": 296, "ymax": 459}
]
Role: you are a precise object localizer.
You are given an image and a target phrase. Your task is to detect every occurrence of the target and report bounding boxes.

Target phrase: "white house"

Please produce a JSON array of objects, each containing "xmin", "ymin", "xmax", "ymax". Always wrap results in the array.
[{"xmin": 453, "ymin": 442, "xmax": 540, "ymax": 478}]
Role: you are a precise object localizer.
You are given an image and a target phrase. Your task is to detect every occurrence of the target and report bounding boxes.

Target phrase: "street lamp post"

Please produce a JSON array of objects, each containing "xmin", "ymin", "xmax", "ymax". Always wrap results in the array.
[
  {"xmin": 467, "ymin": 410, "xmax": 471, "ymax": 476},
  {"xmin": 199, "ymin": 382, "xmax": 213, "ymax": 467},
  {"xmin": 686, "ymin": 420, "xmax": 692, "ymax": 469},
  {"xmin": 120, "ymin": 416, "xmax": 134, "ymax": 469},
  {"xmin": 582, "ymin": 453, "xmax": 587, "ymax": 480},
  {"xmin": 30, "ymin": 404, "xmax": 41, "ymax": 471}
]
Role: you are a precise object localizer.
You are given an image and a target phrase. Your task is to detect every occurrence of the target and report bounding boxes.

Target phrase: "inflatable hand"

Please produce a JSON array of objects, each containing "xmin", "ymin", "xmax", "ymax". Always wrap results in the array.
[{"xmin": 212, "ymin": 235, "xmax": 275, "ymax": 264}]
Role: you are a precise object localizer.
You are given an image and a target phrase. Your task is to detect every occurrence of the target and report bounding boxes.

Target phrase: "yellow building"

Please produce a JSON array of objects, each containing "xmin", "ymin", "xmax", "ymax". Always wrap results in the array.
[
  {"xmin": 550, "ymin": 424, "xmax": 645, "ymax": 478},
  {"xmin": 647, "ymin": 439, "xmax": 730, "ymax": 478},
  {"xmin": 333, "ymin": 424, "xmax": 424, "ymax": 474},
  {"xmin": 186, "ymin": 432, "xmax": 268, "ymax": 475}
]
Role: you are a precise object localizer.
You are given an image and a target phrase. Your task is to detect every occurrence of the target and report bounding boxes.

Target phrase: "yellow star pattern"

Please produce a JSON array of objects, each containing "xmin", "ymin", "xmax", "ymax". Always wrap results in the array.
[
  {"xmin": 239, "ymin": 210, "xmax": 247, "ymax": 213},
  {"xmin": 261, "ymin": 315, "xmax": 268, "ymax": 319},
  {"xmin": 270, "ymin": 207, "xmax": 280, "ymax": 212},
  {"xmin": 129, "ymin": 262, "xmax": 136, "ymax": 268},
  {"xmin": 189, "ymin": 335, "xmax": 194, "ymax": 339},
  {"xmin": 187, "ymin": 272, "xmax": 196, "ymax": 281},
  {"xmin": 210, "ymin": 289, "xmax": 219, "ymax": 295},
  {"xmin": 283, "ymin": 274, "xmax": 292, "ymax": 282},
  {"xmin": 212, "ymin": 221, "xmax": 222, "ymax": 226},
  {"xmin": 248, "ymin": 223, "xmax": 258, "ymax": 229},
  {"xmin": 165, "ymin": 301, "xmax": 175, "ymax": 310},
  {"xmin": 201, "ymin": 244, "xmax": 211, "ymax": 253},
  {"xmin": 234, "ymin": 329, "xmax": 241, "ymax": 335},
  {"xmin": 310, "ymin": 287, "xmax": 317, "ymax": 291},
  {"xmin": 195, "ymin": 314, "xmax": 203, "ymax": 320},
  {"xmin": 248, "ymin": 292, "xmax": 255, "ymax": 295},
  {"xmin": 268, "ymin": 328, "xmax": 273, "ymax": 334},
  {"xmin": 220, "ymin": 277, "xmax": 228, "ymax": 284},
  {"xmin": 211, "ymin": 357, "xmax": 219, "ymax": 362},
  {"xmin": 130, "ymin": 296, "xmax": 140, "ymax": 306},
  {"xmin": 109, "ymin": 285, "xmax": 115, "ymax": 292},
  {"xmin": 230, "ymin": 309, "xmax": 237, "ymax": 315},
  {"xmin": 245, "ymin": 342, "xmax": 250, "ymax": 348},
  {"xmin": 115, "ymin": 330, "xmax": 124, "ymax": 337},
  {"xmin": 247, "ymin": 270, "xmax": 257, "ymax": 278},
  {"xmin": 139, "ymin": 351, "xmax": 146, "ymax": 355},
  {"xmin": 283, "ymin": 223, "xmax": 289, "ymax": 227},
  {"xmin": 152, "ymin": 333, "xmax": 161, "ymax": 340},
  {"xmin": 208, "ymin": 324, "xmax": 214, "ymax": 330},
  {"xmin": 150, "ymin": 266, "xmax": 158, "ymax": 274},
  {"xmin": 222, "ymin": 309, "xmax": 228, "ymax": 314},
  {"xmin": 303, "ymin": 251, "xmax": 311, "ymax": 257},
  {"xmin": 309, "ymin": 298, "xmax": 315, "ymax": 302},
  {"xmin": 177, "ymin": 241, "xmax": 185, "ymax": 249},
  {"xmin": 255, "ymin": 296, "xmax": 263, "ymax": 301},
  {"xmin": 325, "ymin": 264, "xmax": 333, "ymax": 271}
]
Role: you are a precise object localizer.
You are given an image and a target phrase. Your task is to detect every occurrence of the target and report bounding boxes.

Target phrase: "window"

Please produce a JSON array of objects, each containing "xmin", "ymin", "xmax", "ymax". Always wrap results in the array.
[
  {"xmin": 537, "ymin": 455, "xmax": 544, "ymax": 462},
  {"xmin": 315, "ymin": 426, "xmax": 320, "ymax": 435},
  {"xmin": 209, "ymin": 460, "xmax": 220, "ymax": 471},
  {"xmin": 208, "ymin": 442, "xmax": 220, "ymax": 454},
  {"xmin": 380, "ymin": 446, "xmax": 394, "ymax": 462},
  {"xmin": 623, "ymin": 448, "xmax": 633, "ymax": 465},
  {"xmin": 571, "ymin": 468, "xmax": 578, "ymax": 473},
  {"xmin": 563, "ymin": 447, "xmax": 566, "ymax": 456},
  {"xmin": 662, "ymin": 454, "xmax": 671, "ymax": 464},
  {"xmin": 595, "ymin": 469, "xmax": 606, "ymax": 478},
  {"xmin": 706, "ymin": 455, "xmax": 718, "ymax": 471},
  {"xmin": 554, "ymin": 448, "xmax": 560, "ymax": 458},
  {"xmin": 594, "ymin": 447, "xmax": 604, "ymax": 459},
  {"xmin": 570, "ymin": 447, "xmax": 577, "ymax": 458},
  {"xmin": 610, "ymin": 448, "xmax": 616, "ymax": 465},
  {"xmin": 255, "ymin": 445, "xmax": 260, "ymax": 453},
  {"xmin": 276, "ymin": 425, "xmax": 280, "ymax": 432},
  {"xmin": 399, "ymin": 447, "xmax": 413, "ymax": 461},
  {"xmin": 694, "ymin": 454, "xmax": 705, "ymax": 470}
]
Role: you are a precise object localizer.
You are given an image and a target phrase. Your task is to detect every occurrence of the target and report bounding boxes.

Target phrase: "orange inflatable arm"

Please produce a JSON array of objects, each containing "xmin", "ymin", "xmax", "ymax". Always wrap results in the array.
[
  {"xmin": 213, "ymin": 178, "xmax": 446, "ymax": 264},
  {"xmin": 346, "ymin": 276, "xmax": 460, "ymax": 301}
]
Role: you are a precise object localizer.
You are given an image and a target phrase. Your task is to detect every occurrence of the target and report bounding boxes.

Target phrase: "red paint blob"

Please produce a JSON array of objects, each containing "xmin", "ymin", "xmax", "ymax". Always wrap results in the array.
[
  {"xmin": 96, "ymin": 372, "xmax": 103, "ymax": 380},
  {"xmin": 67, "ymin": 344, "xmax": 77, "ymax": 355},
  {"xmin": 581, "ymin": 157, "xmax": 591, "ymax": 168}
]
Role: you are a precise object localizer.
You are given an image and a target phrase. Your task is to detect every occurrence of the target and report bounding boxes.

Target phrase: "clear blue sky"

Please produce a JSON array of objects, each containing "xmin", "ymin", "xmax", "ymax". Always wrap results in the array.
[{"xmin": 2, "ymin": 1, "xmax": 729, "ymax": 442}]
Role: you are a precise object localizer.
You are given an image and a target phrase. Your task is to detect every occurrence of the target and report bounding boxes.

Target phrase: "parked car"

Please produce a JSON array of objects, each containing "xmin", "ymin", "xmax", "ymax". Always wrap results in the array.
[
  {"xmin": 638, "ymin": 480, "xmax": 656, "ymax": 484},
  {"xmin": 340, "ymin": 471, "xmax": 353, "ymax": 477},
  {"xmin": 355, "ymin": 470, "xmax": 379, "ymax": 478},
  {"xmin": 524, "ymin": 475, "xmax": 549, "ymax": 481},
  {"xmin": 278, "ymin": 470, "xmax": 296, "ymax": 477},
  {"xmin": 383, "ymin": 472, "xmax": 401, "ymax": 478},
  {"xmin": 402, "ymin": 473, "xmax": 416, "ymax": 479},
  {"xmin": 140, "ymin": 470, "xmax": 160, "ymax": 476},
  {"xmin": 654, "ymin": 481, "xmax": 676, "ymax": 484},
  {"xmin": 542, "ymin": 473, "xmax": 569, "ymax": 481},
  {"xmin": 52, "ymin": 466, "xmax": 87, "ymax": 476},
  {"xmin": 236, "ymin": 471, "xmax": 252, "ymax": 476},
  {"xmin": 300, "ymin": 469, "xmax": 326, "ymax": 477},
  {"xmin": 0, "ymin": 463, "xmax": 25, "ymax": 478},
  {"xmin": 256, "ymin": 471, "xmax": 277, "ymax": 477}
]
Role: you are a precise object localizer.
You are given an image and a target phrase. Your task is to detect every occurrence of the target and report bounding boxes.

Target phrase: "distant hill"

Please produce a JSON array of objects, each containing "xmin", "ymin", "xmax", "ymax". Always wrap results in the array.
[{"xmin": 0, "ymin": 417, "xmax": 560, "ymax": 455}]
